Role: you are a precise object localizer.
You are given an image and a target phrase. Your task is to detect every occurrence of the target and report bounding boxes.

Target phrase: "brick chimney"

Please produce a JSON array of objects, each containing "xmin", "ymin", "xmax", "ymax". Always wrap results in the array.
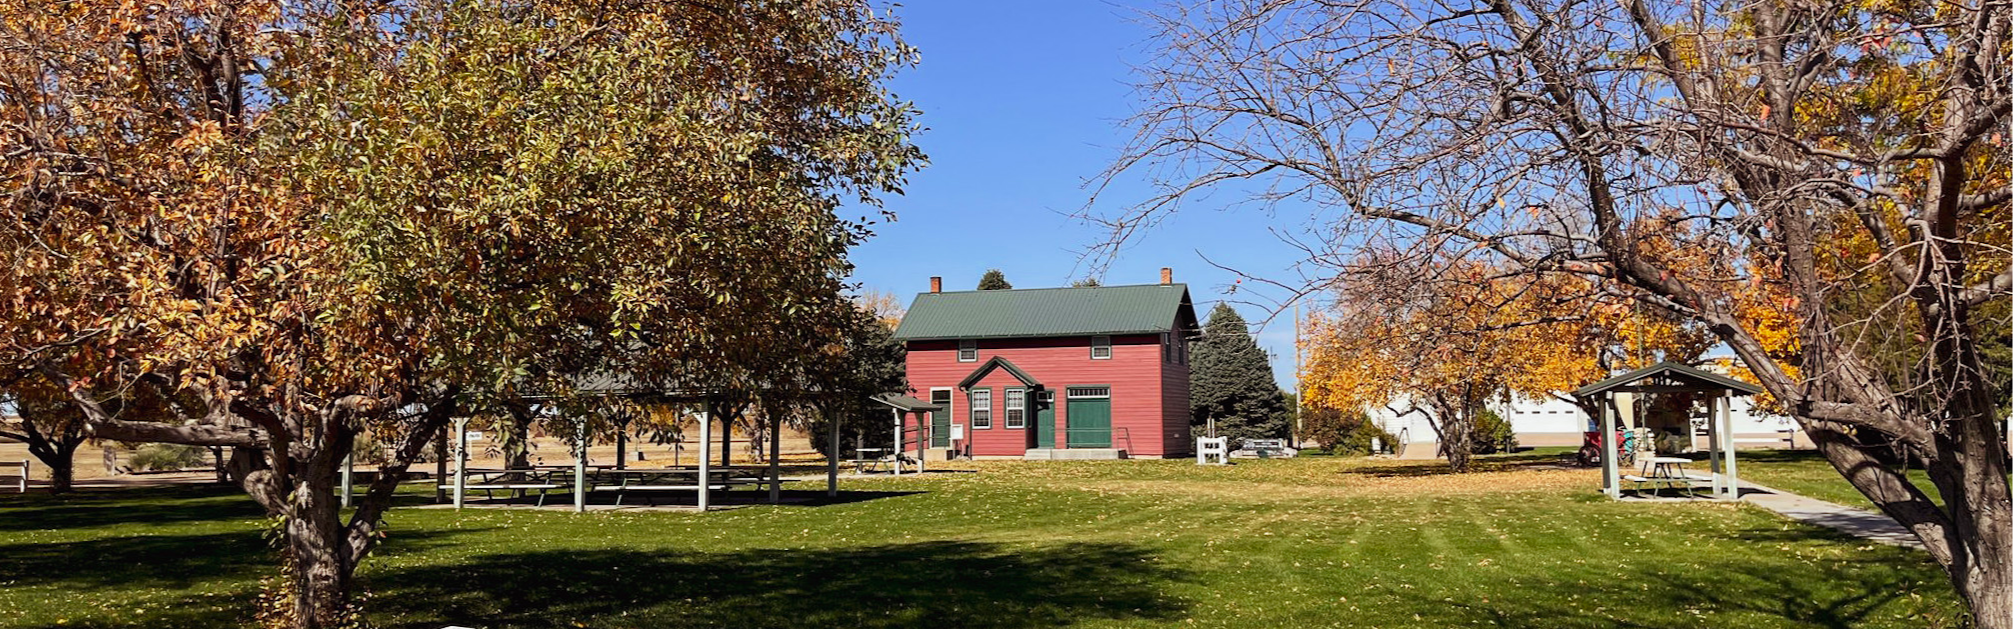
[
  {"xmin": 1160, "ymin": 267, "xmax": 1173, "ymax": 285},
  {"xmin": 929, "ymin": 276, "xmax": 942, "ymax": 293}
]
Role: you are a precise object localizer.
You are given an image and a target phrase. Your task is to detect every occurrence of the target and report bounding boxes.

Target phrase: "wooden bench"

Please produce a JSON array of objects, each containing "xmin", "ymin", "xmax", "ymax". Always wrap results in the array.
[
  {"xmin": 1621, "ymin": 474, "xmax": 1707, "ymax": 493},
  {"xmin": 1, "ymin": 460, "xmax": 26, "ymax": 493},
  {"xmin": 1733, "ymin": 429, "xmax": 1799, "ymax": 449}
]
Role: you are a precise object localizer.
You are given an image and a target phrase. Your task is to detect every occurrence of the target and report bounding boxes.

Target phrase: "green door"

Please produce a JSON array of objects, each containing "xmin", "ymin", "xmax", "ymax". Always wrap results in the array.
[
  {"xmin": 930, "ymin": 390, "xmax": 952, "ymax": 448},
  {"xmin": 1065, "ymin": 387, "xmax": 1112, "ymax": 448},
  {"xmin": 1035, "ymin": 390, "xmax": 1056, "ymax": 449}
]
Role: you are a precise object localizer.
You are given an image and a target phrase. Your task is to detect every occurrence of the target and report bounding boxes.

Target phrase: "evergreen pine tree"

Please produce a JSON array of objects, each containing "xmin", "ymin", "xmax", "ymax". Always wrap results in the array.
[
  {"xmin": 1190, "ymin": 303, "xmax": 1291, "ymax": 444},
  {"xmin": 977, "ymin": 269, "xmax": 1013, "ymax": 290}
]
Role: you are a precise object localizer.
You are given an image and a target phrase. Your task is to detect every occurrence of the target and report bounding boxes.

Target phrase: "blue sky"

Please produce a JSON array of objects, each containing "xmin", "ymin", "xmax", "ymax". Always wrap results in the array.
[{"xmin": 842, "ymin": 1, "xmax": 1310, "ymax": 388}]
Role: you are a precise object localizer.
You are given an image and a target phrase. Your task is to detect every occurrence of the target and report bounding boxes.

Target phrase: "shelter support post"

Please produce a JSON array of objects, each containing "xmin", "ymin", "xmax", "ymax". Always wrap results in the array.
[
  {"xmin": 826, "ymin": 403, "xmax": 840, "ymax": 498},
  {"xmin": 616, "ymin": 419, "xmax": 628, "ymax": 470},
  {"xmin": 340, "ymin": 455, "xmax": 353, "ymax": 508},
  {"xmin": 892, "ymin": 408, "xmax": 903, "ymax": 476},
  {"xmin": 698, "ymin": 400, "xmax": 713, "ymax": 511},
  {"xmin": 340, "ymin": 434, "xmax": 354, "ymax": 509},
  {"xmin": 1720, "ymin": 392, "xmax": 1739, "ymax": 500},
  {"xmin": 453, "ymin": 417, "xmax": 470, "ymax": 509},
  {"xmin": 1708, "ymin": 396, "xmax": 1724, "ymax": 497},
  {"xmin": 917, "ymin": 410, "xmax": 927, "ymax": 474},
  {"xmin": 721, "ymin": 406, "xmax": 732, "ymax": 467},
  {"xmin": 768, "ymin": 405, "xmax": 781, "ymax": 504},
  {"xmin": 573, "ymin": 417, "xmax": 588, "ymax": 513},
  {"xmin": 1601, "ymin": 398, "xmax": 1620, "ymax": 499}
]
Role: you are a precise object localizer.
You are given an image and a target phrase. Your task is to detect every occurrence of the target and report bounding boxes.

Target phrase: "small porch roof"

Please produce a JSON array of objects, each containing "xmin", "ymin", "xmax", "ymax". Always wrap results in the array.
[
  {"xmin": 870, "ymin": 393, "xmax": 942, "ymax": 412},
  {"xmin": 956, "ymin": 356, "xmax": 1043, "ymax": 390}
]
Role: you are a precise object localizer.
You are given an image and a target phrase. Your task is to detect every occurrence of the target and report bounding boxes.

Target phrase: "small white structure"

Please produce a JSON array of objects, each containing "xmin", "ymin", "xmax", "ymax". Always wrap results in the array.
[
  {"xmin": 4, "ymin": 460, "xmax": 27, "ymax": 493},
  {"xmin": 1195, "ymin": 437, "xmax": 1228, "ymax": 465}
]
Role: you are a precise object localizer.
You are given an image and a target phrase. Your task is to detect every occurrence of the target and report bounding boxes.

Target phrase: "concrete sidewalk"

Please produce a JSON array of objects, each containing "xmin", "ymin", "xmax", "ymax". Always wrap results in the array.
[{"xmin": 1743, "ymin": 484, "xmax": 1923, "ymax": 550}]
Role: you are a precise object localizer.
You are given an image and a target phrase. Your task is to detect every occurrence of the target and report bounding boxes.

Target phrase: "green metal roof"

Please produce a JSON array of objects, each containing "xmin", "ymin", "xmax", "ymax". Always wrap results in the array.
[
  {"xmin": 891, "ymin": 283, "xmax": 1197, "ymax": 341},
  {"xmin": 1570, "ymin": 361, "xmax": 1763, "ymax": 398}
]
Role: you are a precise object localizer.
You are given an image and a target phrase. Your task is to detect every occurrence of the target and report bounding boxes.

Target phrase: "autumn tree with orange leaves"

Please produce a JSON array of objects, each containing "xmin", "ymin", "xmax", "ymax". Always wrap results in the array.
[
  {"xmin": 0, "ymin": 1, "xmax": 922, "ymax": 626},
  {"xmin": 1300, "ymin": 260, "xmax": 1674, "ymax": 471}
]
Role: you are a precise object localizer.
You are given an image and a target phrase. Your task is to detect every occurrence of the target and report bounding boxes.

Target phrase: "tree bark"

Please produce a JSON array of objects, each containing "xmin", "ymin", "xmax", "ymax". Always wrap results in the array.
[
  {"xmin": 45, "ymin": 451, "xmax": 74, "ymax": 493},
  {"xmin": 285, "ymin": 468, "xmax": 355, "ymax": 629}
]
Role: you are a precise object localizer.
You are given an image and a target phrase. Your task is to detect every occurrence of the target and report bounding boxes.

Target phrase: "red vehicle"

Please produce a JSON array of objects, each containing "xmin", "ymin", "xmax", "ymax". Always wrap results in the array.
[{"xmin": 1576, "ymin": 430, "xmax": 1637, "ymax": 467}]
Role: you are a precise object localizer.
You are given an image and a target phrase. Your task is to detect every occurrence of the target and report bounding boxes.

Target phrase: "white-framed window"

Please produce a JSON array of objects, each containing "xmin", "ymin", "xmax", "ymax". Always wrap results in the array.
[
  {"xmin": 1067, "ymin": 386, "xmax": 1111, "ymax": 398},
  {"xmin": 958, "ymin": 339, "xmax": 977, "ymax": 362},
  {"xmin": 970, "ymin": 388, "xmax": 992, "ymax": 429},
  {"xmin": 1004, "ymin": 388, "xmax": 1026, "ymax": 429},
  {"xmin": 1091, "ymin": 335, "xmax": 1112, "ymax": 360}
]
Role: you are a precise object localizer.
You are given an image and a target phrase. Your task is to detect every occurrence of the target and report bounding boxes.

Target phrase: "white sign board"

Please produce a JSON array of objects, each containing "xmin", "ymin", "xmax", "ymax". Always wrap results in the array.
[{"xmin": 950, "ymin": 424, "xmax": 966, "ymax": 441}]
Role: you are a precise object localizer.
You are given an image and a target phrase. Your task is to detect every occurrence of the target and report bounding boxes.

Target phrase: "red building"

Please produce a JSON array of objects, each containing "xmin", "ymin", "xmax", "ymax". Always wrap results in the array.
[{"xmin": 891, "ymin": 270, "xmax": 1199, "ymax": 459}]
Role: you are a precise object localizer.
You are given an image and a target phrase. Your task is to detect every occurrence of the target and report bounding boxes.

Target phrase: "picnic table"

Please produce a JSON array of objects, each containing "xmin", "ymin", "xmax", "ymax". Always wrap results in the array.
[
  {"xmin": 585, "ymin": 467, "xmax": 780, "ymax": 505},
  {"xmin": 444, "ymin": 465, "xmax": 786, "ymax": 506},
  {"xmin": 844, "ymin": 447, "xmax": 923, "ymax": 474},
  {"xmin": 1622, "ymin": 456, "xmax": 1708, "ymax": 495}
]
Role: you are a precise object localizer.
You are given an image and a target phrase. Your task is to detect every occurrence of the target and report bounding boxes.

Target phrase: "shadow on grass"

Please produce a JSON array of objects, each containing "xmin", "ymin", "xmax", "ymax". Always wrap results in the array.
[
  {"xmin": 368, "ymin": 540, "xmax": 1190, "ymax": 629},
  {"xmin": 452, "ymin": 489, "xmax": 925, "ymax": 509},
  {"xmin": 1394, "ymin": 523, "xmax": 1955, "ymax": 629},
  {"xmin": 0, "ymin": 527, "xmax": 480, "ymax": 593},
  {"xmin": 1349, "ymin": 452, "xmax": 1579, "ymax": 478},
  {"xmin": 0, "ymin": 484, "xmax": 265, "ymax": 532}
]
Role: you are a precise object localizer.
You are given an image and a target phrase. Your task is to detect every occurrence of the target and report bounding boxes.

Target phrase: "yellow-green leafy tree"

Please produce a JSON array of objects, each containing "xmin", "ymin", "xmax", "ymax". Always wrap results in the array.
[{"xmin": 0, "ymin": 1, "xmax": 921, "ymax": 626}]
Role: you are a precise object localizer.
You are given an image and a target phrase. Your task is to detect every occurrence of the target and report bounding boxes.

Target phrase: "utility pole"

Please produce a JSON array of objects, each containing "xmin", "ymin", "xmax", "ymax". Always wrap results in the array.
[{"xmin": 1293, "ymin": 300, "xmax": 1304, "ymax": 449}]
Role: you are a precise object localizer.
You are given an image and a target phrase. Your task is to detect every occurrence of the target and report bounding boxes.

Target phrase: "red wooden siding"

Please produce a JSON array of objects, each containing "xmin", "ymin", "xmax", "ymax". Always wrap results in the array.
[{"xmin": 904, "ymin": 333, "xmax": 1189, "ymax": 458}]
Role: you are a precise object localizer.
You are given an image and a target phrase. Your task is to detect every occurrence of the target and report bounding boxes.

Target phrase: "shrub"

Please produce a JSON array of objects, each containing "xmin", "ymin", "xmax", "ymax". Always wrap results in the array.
[
  {"xmin": 352, "ymin": 433, "xmax": 394, "ymax": 466},
  {"xmin": 129, "ymin": 444, "xmax": 211, "ymax": 471},
  {"xmin": 1298, "ymin": 406, "xmax": 1396, "ymax": 455},
  {"xmin": 1469, "ymin": 408, "xmax": 1518, "ymax": 454}
]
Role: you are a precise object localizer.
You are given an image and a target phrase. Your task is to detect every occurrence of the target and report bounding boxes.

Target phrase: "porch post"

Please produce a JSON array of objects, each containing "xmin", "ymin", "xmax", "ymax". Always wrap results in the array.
[
  {"xmin": 1600, "ymin": 396, "xmax": 1620, "ymax": 499},
  {"xmin": 826, "ymin": 402, "xmax": 840, "ymax": 498},
  {"xmin": 1721, "ymin": 391, "xmax": 1739, "ymax": 500},
  {"xmin": 892, "ymin": 407, "xmax": 904, "ymax": 476},
  {"xmin": 698, "ymin": 399, "xmax": 713, "ymax": 511},
  {"xmin": 453, "ymin": 416, "xmax": 469, "ymax": 510}
]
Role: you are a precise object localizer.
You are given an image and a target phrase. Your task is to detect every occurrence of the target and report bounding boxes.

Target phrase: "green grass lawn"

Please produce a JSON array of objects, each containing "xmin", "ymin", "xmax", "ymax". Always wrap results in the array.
[{"xmin": 0, "ymin": 454, "xmax": 1966, "ymax": 628}]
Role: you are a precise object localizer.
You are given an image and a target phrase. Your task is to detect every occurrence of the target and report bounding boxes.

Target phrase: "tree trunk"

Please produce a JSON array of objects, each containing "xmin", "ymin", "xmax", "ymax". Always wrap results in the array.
[
  {"xmin": 1967, "ymin": 518, "xmax": 2013, "ymax": 629},
  {"xmin": 212, "ymin": 447, "xmax": 230, "ymax": 484},
  {"xmin": 1429, "ymin": 397, "xmax": 1476, "ymax": 473},
  {"xmin": 45, "ymin": 453, "xmax": 73, "ymax": 493},
  {"xmin": 501, "ymin": 400, "xmax": 534, "ymax": 469},
  {"xmin": 283, "ymin": 471, "xmax": 358, "ymax": 629}
]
